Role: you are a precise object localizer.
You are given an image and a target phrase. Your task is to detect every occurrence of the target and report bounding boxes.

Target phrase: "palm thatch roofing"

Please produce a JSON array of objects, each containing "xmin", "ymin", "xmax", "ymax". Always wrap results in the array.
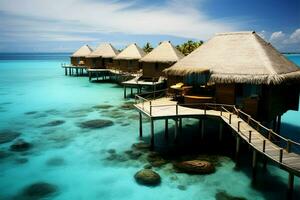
[
  {"xmin": 86, "ymin": 43, "xmax": 119, "ymax": 58},
  {"xmin": 114, "ymin": 43, "xmax": 146, "ymax": 60},
  {"xmin": 71, "ymin": 45, "xmax": 93, "ymax": 57},
  {"xmin": 164, "ymin": 31, "xmax": 300, "ymax": 85},
  {"xmin": 139, "ymin": 41, "xmax": 184, "ymax": 63}
]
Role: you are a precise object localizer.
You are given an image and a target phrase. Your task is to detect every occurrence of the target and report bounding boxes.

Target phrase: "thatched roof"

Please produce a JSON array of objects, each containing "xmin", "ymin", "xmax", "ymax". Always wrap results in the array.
[
  {"xmin": 114, "ymin": 43, "xmax": 146, "ymax": 60},
  {"xmin": 139, "ymin": 41, "xmax": 184, "ymax": 63},
  {"xmin": 164, "ymin": 31, "xmax": 300, "ymax": 85},
  {"xmin": 86, "ymin": 43, "xmax": 119, "ymax": 58},
  {"xmin": 72, "ymin": 45, "xmax": 93, "ymax": 57}
]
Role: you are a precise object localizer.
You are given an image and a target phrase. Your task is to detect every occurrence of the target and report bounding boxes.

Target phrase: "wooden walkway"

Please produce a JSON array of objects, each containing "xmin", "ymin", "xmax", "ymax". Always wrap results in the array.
[{"xmin": 134, "ymin": 97, "xmax": 300, "ymax": 197}]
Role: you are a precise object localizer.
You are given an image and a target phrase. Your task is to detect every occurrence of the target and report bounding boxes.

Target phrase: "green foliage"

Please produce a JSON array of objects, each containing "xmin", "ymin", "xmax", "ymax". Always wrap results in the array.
[
  {"xmin": 176, "ymin": 40, "xmax": 204, "ymax": 55},
  {"xmin": 143, "ymin": 42, "xmax": 154, "ymax": 53}
]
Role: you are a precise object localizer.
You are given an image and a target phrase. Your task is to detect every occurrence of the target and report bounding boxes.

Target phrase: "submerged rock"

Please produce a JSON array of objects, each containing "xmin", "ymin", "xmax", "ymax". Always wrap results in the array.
[
  {"xmin": 22, "ymin": 182, "xmax": 58, "ymax": 199},
  {"xmin": 92, "ymin": 105, "xmax": 113, "ymax": 110},
  {"xmin": 107, "ymin": 149, "xmax": 116, "ymax": 154},
  {"xmin": 132, "ymin": 142, "xmax": 150, "ymax": 151},
  {"xmin": 173, "ymin": 160, "xmax": 215, "ymax": 174},
  {"xmin": 10, "ymin": 139, "xmax": 32, "ymax": 152},
  {"xmin": 134, "ymin": 169, "xmax": 161, "ymax": 186},
  {"xmin": 46, "ymin": 157, "xmax": 65, "ymax": 166},
  {"xmin": 40, "ymin": 120, "xmax": 65, "ymax": 127},
  {"xmin": 15, "ymin": 157, "xmax": 28, "ymax": 164},
  {"xmin": 177, "ymin": 185, "xmax": 187, "ymax": 190},
  {"xmin": 147, "ymin": 152, "xmax": 167, "ymax": 167},
  {"xmin": 24, "ymin": 111, "xmax": 38, "ymax": 115},
  {"xmin": 79, "ymin": 119, "xmax": 113, "ymax": 129},
  {"xmin": 0, "ymin": 130, "xmax": 21, "ymax": 144},
  {"xmin": 215, "ymin": 191, "xmax": 247, "ymax": 200}
]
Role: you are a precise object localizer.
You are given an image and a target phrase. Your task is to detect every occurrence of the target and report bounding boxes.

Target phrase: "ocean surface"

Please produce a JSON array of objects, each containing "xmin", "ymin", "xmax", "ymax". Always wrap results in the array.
[{"xmin": 0, "ymin": 53, "xmax": 299, "ymax": 200}]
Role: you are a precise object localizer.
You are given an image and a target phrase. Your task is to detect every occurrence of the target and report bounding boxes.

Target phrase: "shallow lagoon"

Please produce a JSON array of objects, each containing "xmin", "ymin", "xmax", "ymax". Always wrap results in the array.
[{"xmin": 0, "ymin": 54, "xmax": 299, "ymax": 200}]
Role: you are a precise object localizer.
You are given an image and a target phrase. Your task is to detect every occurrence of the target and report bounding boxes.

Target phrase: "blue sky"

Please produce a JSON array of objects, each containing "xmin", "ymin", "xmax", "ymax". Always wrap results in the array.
[{"xmin": 0, "ymin": 0, "xmax": 299, "ymax": 52}]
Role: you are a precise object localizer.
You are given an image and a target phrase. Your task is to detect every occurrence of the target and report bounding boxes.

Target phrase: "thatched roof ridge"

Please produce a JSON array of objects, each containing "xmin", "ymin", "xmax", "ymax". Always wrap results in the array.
[
  {"xmin": 86, "ymin": 43, "xmax": 119, "ymax": 58},
  {"xmin": 164, "ymin": 31, "xmax": 300, "ymax": 84},
  {"xmin": 114, "ymin": 43, "xmax": 146, "ymax": 60},
  {"xmin": 72, "ymin": 45, "xmax": 93, "ymax": 57},
  {"xmin": 140, "ymin": 41, "xmax": 184, "ymax": 63}
]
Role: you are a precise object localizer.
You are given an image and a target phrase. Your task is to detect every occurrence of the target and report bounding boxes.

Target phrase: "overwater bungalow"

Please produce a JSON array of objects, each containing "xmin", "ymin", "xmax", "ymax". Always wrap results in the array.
[
  {"xmin": 70, "ymin": 44, "xmax": 93, "ymax": 66},
  {"xmin": 122, "ymin": 41, "xmax": 184, "ymax": 98},
  {"xmin": 139, "ymin": 41, "xmax": 184, "ymax": 81},
  {"xmin": 85, "ymin": 43, "xmax": 119, "ymax": 69},
  {"xmin": 164, "ymin": 31, "xmax": 300, "ymax": 127},
  {"xmin": 113, "ymin": 43, "xmax": 146, "ymax": 73}
]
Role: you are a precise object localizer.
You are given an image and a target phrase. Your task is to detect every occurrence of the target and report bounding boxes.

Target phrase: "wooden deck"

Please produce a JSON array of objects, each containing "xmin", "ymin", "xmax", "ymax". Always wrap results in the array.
[{"xmin": 134, "ymin": 97, "xmax": 300, "ymax": 179}]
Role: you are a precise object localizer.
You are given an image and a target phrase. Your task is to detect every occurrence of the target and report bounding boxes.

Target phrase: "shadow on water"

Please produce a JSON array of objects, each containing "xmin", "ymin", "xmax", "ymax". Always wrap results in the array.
[{"xmin": 139, "ymin": 117, "xmax": 300, "ymax": 200}]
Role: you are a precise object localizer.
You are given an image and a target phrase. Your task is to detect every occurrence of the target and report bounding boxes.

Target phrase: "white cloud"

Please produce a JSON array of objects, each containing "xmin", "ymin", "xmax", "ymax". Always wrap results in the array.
[
  {"xmin": 267, "ymin": 28, "xmax": 300, "ymax": 52},
  {"xmin": 288, "ymin": 28, "xmax": 300, "ymax": 43},
  {"xmin": 0, "ymin": 0, "xmax": 240, "ymax": 42},
  {"xmin": 270, "ymin": 31, "xmax": 285, "ymax": 42}
]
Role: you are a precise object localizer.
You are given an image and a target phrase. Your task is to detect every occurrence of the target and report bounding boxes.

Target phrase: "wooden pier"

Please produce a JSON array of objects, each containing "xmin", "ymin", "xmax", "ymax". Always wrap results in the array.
[
  {"xmin": 122, "ymin": 77, "xmax": 166, "ymax": 98},
  {"xmin": 134, "ymin": 97, "xmax": 300, "ymax": 198},
  {"xmin": 61, "ymin": 64, "xmax": 87, "ymax": 76},
  {"xmin": 87, "ymin": 68, "xmax": 136, "ymax": 83}
]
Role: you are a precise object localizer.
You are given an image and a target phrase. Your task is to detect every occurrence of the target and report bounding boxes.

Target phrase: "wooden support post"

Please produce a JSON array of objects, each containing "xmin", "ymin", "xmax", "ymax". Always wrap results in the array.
[
  {"xmin": 165, "ymin": 119, "xmax": 169, "ymax": 140},
  {"xmin": 252, "ymin": 149, "xmax": 257, "ymax": 181},
  {"xmin": 130, "ymin": 87, "xmax": 133, "ymax": 97},
  {"xmin": 139, "ymin": 112, "xmax": 143, "ymax": 138},
  {"xmin": 287, "ymin": 172, "xmax": 294, "ymax": 199},
  {"xmin": 229, "ymin": 114, "xmax": 232, "ymax": 124},
  {"xmin": 174, "ymin": 118, "xmax": 179, "ymax": 143},
  {"xmin": 201, "ymin": 119, "xmax": 205, "ymax": 139},
  {"xmin": 124, "ymin": 86, "xmax": 126, "ymax": 98},
  {"xmin": 76, "ymin": 68, "xmax": 78, "ymax": 76},
  {"xmin": 179, "ymin": 118, "xmax": 182, "ymax": 133},
  {"xmin": 277, "ymin": 115, "xmax": 281, "ymax": 134},
  {"xmin": 150, "ymin": 119, "xmax": 154, "ymax": 150},
  {"xmin": 235, "ymin": 136, "xmax": 241, "ymax": 164},
  {"xmin": 69, "ymin": 67, "xmax": 71, "ymax": 76},
  {"xmin": 65, "ymin": 68, "xmax": 67, "ymax": 76},
  {"xmin": 89, "ymin": 71, "xmax": 91, "ymax": 81},
  {"xmin": 219, "ymin": 122, "xmax": 223, "ymax": 142}
]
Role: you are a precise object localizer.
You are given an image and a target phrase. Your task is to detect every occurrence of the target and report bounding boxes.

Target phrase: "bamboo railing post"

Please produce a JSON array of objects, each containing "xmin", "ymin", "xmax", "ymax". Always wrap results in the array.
[
  {"xmin": 149, "ymin": 101, "xmax": 152, "ymax": 116},
  {"xmin": 263, "ymin": 140, "xmax": 266, "ymax": 152},
  {"xmin": 249, "ymin": 130, "xmax": 252, "ymax": 143},
  {"xmin": 229, "ymin": 114, "xmax": 232, "ymax": 124},
  {"xmin": 279, "ymin": 148, "xmax": 283, "ymax": 163}
]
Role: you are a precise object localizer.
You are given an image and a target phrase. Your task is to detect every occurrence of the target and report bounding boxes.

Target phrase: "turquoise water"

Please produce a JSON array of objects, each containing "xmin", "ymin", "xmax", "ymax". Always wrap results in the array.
[{"xmin": 0, "ymin": 53, "xmax": 299, "ymax": 200}]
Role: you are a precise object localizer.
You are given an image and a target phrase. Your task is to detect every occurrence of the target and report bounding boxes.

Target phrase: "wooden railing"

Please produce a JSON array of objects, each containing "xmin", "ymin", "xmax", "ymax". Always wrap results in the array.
[{"xmin": 134, "ymin": 95, "xmax": 300, "ymax": 162}]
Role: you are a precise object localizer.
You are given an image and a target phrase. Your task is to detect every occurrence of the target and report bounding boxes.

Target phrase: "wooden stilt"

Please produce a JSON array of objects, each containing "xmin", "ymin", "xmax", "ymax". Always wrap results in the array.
[
  {"xmin": 287, "ymin": 172, "xmax": 294, "ymax": 199},
  {"xmin": 139, "ymin": 112, "xmax": 143, "ymax": 138},
  {"xmin": 219, "ymin": 122, "xmax": 223, "ymax": 142},
  {"xmin": 131, "ymin": 87, "xmax": 133, "ymax": 96},
  {"xmin": 150, "ymin": 119, "xmax": 154, "ymax": 150},
  {"xmin": 69, "ymin": 67, "xmax": 71, "ymax": 76},
  {"xmin": 174, "ymin": 118, "xmax": 179, "ymax": 143},
  {"xmin": 277, "ymin": 115, "xmax": 281, "ymax": 134},
  {"xmin": 235, "ymin": 136, "xmax": 241, "ymax": 164},
  {"xmin": 76, "ymin": 68, "xmax": 78, "ymax": 76},
  {"xmin": 273, "ymin": 117, "xmax": 277, "ymax": 132},
  {"xmin": 89, "ymin": 71, "xmax": 91, "ymax": 81},
  {"xmin": 124, "ymin": 86, "xmax": 126, "ymax": 98},
  {"xmin": 165, "ymin": 119, "xmax": 169, "ymax": 140},
  {"xmin": 252, "ymin": 149, "xmax": 257, "ymax": 182},
  {"xmin": 262, "ymin": 156, "xmax": 267, "ymax": 171},
  {"xmin": 201, "ymin": 119, "xmax": 205, "ymax": 139},
  {"xmin": 179, "ymin": 118, "xmax": 182, "ymax": 133},
  {"xmin": 65, "ymin": 68, "xmax": 67, "ymax": 76}
]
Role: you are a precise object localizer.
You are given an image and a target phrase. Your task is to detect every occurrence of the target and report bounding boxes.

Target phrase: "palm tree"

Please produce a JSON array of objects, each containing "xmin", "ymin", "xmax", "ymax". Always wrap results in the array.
[
  {"xmin": 176, "ymin": 40, "xmax": 203, "ymax": 55},
  {"xmin": 143, "ymin": 42, "xmax": 153, "ymax": 53}
]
